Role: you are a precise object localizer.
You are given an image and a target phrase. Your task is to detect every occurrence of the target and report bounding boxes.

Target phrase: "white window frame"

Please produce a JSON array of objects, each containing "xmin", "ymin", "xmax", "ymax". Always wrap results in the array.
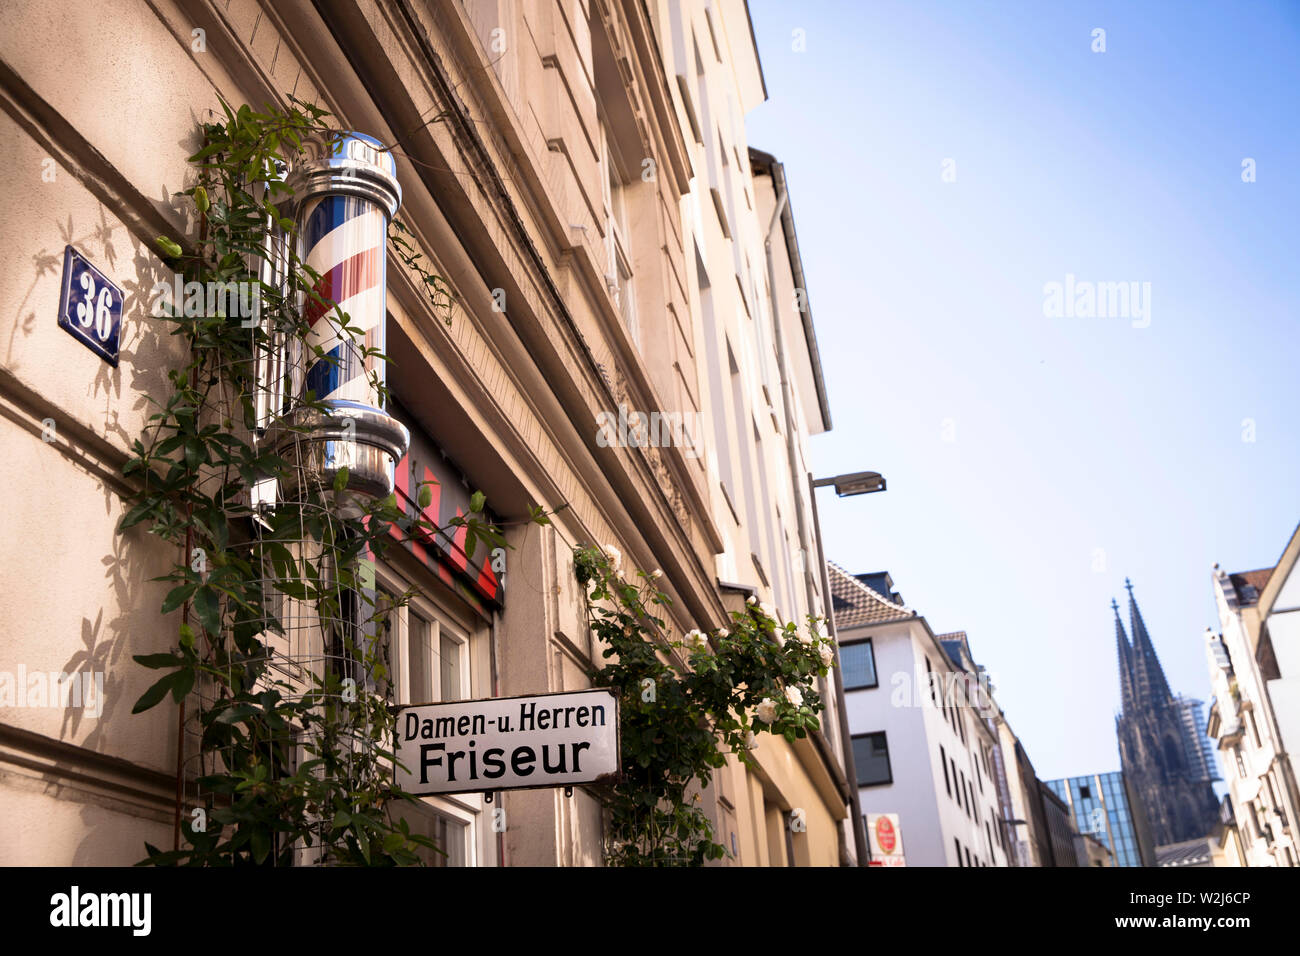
[
  {"xmin": 376, "ymin": 567, "xmax": 494, "ymax": 866},
  {"xmin": 598, "ymin": 115, "xmax": 638, "ymax": 343}
]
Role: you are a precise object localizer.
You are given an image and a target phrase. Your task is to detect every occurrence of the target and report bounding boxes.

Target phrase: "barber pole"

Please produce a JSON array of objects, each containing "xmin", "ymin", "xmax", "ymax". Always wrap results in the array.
[{"xmin": 272, "ymin": 131, "xmax": 409, "ymax": 505}]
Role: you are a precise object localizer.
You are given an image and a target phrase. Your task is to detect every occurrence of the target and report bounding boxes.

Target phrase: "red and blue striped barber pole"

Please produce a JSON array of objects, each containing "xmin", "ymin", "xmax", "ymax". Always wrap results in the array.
[
  {"xmin": 293, "ymin": 132, "xmax": 399, "ymax": 410},
  {"xmin": 273, "ymin": 131, "xmax": 409, "ymax": 506}
]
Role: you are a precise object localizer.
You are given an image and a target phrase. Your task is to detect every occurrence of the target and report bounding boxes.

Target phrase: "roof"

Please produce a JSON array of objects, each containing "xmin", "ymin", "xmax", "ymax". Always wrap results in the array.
[
  {"xmin": 939, "ymin": 640, "xmax": 966, "ymax": 669},
  {"xmin": 1229, "ymin": 568, "xmax": 1274, "ymax": 606},
  {"xmin": 826, "ymin": 561, "xmax": 913, "ymax": 629},
  {"xmin": 1156, "ymin": 838, "xmax": 1213, "ymax": 867},
  {"xmin": 936, "ymin": 631, "xmax": 972, "ymax": 669}
]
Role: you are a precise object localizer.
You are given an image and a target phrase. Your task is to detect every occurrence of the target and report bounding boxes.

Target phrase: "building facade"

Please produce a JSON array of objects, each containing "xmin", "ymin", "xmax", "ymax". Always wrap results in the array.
[
  {"xmin": 1205, "ymin": 526, "xmax": 1300, "ymax": 867},
  {"xmin": 829, "ymin": 564, "xmax": 1011, "ymax": 867},
  {"xmin": 1113, "ymin": 580, "xmax": 1220, "ymax": 846},
  {"xmin": 0, "ymin": 0, "xmax": 854, "ymax": 866},
  {"xmin": 1044, "ymin": 771, "xmax": 1155, "ymax": 867}
]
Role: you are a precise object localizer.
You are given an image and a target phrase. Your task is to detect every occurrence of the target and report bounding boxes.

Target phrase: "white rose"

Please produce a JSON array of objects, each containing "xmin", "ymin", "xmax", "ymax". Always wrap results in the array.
[
  {"xmin": 602, "ymin": 544, "xmax": 623, "ymax": 572},
  {"xmin": 755, "ymin": 698, "xmax": 778, "ymax": 724},
  {"xmin": 685, "ymin": 628, "xmax": 708, "ymax": 650},
  {"xmin": 717, "ymin": 628, "xmax": 729, "ymax": 638},
  {"xmin": 760, "ymin": 601, "xmax": 776, "ymax": 620},
  {"xmin": 746, "ymin": 595, "xmax": 757, "ymax": 606},
  {"xmin": 798, "ymin": 628, "xmax": 813, "ymax": 646},
  {"xmin": 818, "ymin": 643, "xmax": 834, "ymax": 667},
  {"xmin": 785, "ymin": 686, "xmax": 803, "ymax": 708},
  {"xmin": 650, "ymin": 568, "xmax": 663, "ymax": 579}
]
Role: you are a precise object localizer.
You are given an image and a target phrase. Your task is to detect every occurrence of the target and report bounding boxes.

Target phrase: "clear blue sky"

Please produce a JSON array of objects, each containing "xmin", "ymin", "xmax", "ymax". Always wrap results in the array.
[{"xmin": 745, "ymin": 0, "xmax": 1300, "ymax": 780}]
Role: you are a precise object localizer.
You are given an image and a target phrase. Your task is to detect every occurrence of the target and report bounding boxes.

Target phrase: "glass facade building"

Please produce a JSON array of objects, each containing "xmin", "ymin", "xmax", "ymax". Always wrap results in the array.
[{"xmin": 1045, "ymin": 771, "xmax": 1151, "ymax": 867}]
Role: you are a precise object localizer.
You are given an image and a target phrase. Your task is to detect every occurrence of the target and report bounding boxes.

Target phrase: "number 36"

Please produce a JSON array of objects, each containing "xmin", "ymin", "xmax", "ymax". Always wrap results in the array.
[{"xmin": 76, "ymin": 270, "xmax": 114, "ymax": 342}]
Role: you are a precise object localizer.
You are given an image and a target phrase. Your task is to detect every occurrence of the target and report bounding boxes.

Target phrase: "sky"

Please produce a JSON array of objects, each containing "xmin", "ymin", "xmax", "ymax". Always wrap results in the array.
[{"xmin": 744, "ymin": 0, "xmax": 1300, "ymax": 780}]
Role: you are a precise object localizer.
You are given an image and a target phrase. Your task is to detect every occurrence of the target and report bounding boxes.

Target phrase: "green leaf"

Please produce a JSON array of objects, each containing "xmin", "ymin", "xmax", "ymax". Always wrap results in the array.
[
  {"xmin": 193, "ymin": 586, "xmax": 221, "ymax": 635},
  {"xmin": 170, "ymin": 667, "xmax": 195, "ymax": 702},
  {"xmin": 134, "ymin": 653, "xmax": 185, "ymax": 669},
  {"xmin": 333, "ymin": 466, "xmax": 349, "ymax": 494},
  {"xmin": 161, "ymin": 582, "xmax": 197, "ymax": 614},
  {"xmin": 250, "ymin": 827, "xmax": 270, "ymax": 864},
  {"xmin": 417, "ymin": 482, "xmax": 432, "ymax": 510},
  {"xmin": 469, "ymin": 490, "xmax": 485, "ymax": 513},
  {"xmin": 132, "ymin": 672, "xmax": 178, "ymax": 714},
  {"xmin": 194, "ymin": 186, "xmax": 210, "ymax": 213},
  {"xmin": 156, "ymin": 236, "xmax": 183, "ymax": 259}
]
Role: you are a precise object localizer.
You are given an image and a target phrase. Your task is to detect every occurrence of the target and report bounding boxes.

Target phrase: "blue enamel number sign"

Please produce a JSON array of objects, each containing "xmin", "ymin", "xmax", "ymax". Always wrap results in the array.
[{"xmin": 57, "ymin": 245, "xmax": 122, "ymax": 366}]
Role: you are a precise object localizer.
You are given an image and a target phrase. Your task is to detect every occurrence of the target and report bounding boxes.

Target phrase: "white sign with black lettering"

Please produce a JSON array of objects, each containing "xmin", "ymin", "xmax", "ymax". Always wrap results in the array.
[{"xmin": 394, "ymin": 689, "xmax": 620, "ymax": 795}]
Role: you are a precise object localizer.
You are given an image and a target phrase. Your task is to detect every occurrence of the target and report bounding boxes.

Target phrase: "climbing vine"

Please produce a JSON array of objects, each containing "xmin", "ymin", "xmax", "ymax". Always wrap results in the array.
[
  {"xmin": 574, "ymin": 545, "xmax": 835, "ymax": 866},
  {"xmin": 122, "ymin": 97, "xmax": 514, "ymax": 865}
]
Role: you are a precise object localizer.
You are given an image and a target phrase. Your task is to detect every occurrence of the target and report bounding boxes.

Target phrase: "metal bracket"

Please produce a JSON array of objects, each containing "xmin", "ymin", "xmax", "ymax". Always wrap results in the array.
[
  {"xmin": 564, "ymin": 786, "xmax": 574, "ymax": 798},
  {"xmin": 485, "ymin": 791, "xmax": 494, "ymax": 804}
]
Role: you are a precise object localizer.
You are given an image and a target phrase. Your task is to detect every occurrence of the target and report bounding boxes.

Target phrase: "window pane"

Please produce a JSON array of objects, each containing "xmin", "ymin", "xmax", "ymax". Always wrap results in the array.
[
  {"xmin": 853, "ymin": 732, "xmax": 891, "ymax": 786},
  {"xmin": 842, "ymin": 642, "xmax": 877, "ymax": 689},
  {"xmin": 400, "ymin": 802, "xmax": 467, "ymax": 867},
  {"xmin": 440, "ymin": 632, "xmax": 462, "ymax": 702},
  {"xmin": 409, "ymin": 614, "xmax": 432, "ymax": 704}
]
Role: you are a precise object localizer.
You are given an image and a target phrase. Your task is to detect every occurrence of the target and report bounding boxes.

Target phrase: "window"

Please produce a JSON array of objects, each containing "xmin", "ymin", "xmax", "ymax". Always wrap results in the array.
[
  {"xmin": 940, "ymin": 745, "xmax": 951, "ymax": 796},
  {"xmin": 950, "ymin": 758, "xmax": 959, "ymax": 801},
  {"xmin": 966, "ymin": 779, "xmax": 974, "ymax": 818},
  {"xmin": 841, "ymin": 640, "xmax": 878, "ymax": 690},
  {"xmin": 598, "ymin": 114, "xmax": 637, "ymax": 340},
  {"xmin": 925, "ymin": 657, "xmax": 937, "ymax": 705},
  {"xmin": 1235, "ymin": 747, "xmax": 1248, "ymax": 779},
  {"xmin": 402, "ymin": 608, "xmax": 469, "ymax": 705},
  {"xmin": 403, "ymin": 803, "xmax": 469, "ymax": 867},
  {"xmin": 381, "ymin": 574, "xmax": 486, "ymax": 866},
  {"xmin": 954, "ymin": 838, "xmax": 963, "ymax": 866},
  {"xmin": 964, "ymin": 846, "xmax": 972, "ymax": 868},
  {"xmin": 959, "ymin": 771, "xmax": 968, "ymax": 812},
  {"xmin": 852, "ymin": 732, "xmax": 893, "ymax": 787}
]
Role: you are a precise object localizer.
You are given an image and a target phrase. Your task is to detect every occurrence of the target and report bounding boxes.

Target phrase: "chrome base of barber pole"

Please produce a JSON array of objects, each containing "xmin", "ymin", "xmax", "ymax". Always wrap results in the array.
[{"xmin": 270, "ymin": 400, "xmax": 409, "ymax": 506}]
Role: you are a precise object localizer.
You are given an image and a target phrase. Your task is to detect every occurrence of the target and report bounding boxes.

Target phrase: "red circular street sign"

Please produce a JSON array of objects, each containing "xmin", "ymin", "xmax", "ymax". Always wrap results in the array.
[{"xmin": 876, "ymin": 816, "xmax": 897, "ymax": 854}]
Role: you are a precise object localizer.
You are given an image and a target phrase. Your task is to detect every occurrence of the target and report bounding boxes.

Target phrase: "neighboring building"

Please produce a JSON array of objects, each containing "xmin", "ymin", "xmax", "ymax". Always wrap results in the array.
[
  {"xmin": 989, "ymin": 708, "xmax": 1049, "ymax": 866},
  {"xmin": 1074, "ymin": 832, "xmax": 1114, "ymax": 867},
  {"xmin": 1045, "ymin": 771, "xmax": 1156, "ymax": 867},
  {"xmin": 1113, "ymin": 580, "xmax": 1220, "ymax": 845},
  {"xmin": 1174, "ymin": 694, "xmax": 1220, "ymax": 785},
  {"xmin": 1040, "ymin": 782, "xmax": 1080, "ymax": 867},
  {"xmin": 1206, "ymin": 524, "xmax": 1300, "ymax": 867},
  {"xmin": 667, "ymin": 0, "xmax": 856, "ymax": 866},
  {"xmin": 0, "ymin": 0, "xmax": 854, "ymax": 866},
  {"xmin": 1211, "ymin": 794, "xmax": 1248, "ymax": 867},
  {"xmin": 1156, "ymin": 837, "xmax": 1215, "ymax": 868},
  {"xmin": 830, "ymin": 564, "xmax": 1011, "ymax": 867}
]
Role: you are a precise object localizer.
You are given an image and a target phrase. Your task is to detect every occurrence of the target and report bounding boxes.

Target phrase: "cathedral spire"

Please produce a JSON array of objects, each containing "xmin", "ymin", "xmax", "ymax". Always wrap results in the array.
[
  {"xmin": 1114, "ymin": 598, "xmax": 1135, "ymax": 715},
  {"xmin": 1126, "ymin": 578, "xmax": 1172, "ymax": 705}
]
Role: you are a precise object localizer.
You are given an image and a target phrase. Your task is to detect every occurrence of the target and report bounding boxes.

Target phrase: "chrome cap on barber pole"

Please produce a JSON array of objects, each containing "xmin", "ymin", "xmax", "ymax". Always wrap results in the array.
[{"xmin": 272, "ymin": 131, "xmax": 408, "ymax": 504}]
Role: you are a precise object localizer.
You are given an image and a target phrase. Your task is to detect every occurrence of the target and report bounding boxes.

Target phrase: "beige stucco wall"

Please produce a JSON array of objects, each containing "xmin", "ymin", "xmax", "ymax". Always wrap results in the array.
[{"xmin": 0, "ymin": 0, "xmax": 849, "ymax": 866}]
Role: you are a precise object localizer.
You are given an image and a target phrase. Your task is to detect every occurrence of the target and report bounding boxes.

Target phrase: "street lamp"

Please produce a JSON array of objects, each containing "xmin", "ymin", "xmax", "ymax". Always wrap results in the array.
[
  {"xmin": 807, "ymin": 469, "xmax": 887, "ymax": 868},
  {"xmin": 812, "ymin": 471, "xmax": 886, "ymax": 497}
]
